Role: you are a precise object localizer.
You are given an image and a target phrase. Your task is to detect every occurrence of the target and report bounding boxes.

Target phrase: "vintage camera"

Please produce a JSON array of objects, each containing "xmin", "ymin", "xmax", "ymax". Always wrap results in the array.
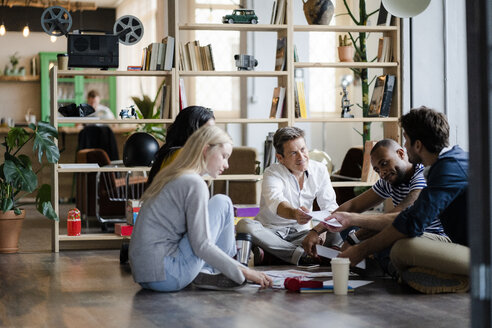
[
  {"xmin": 234, "ymin": 54, "xmax": 258, "ymax": 71},
  {"xmin": 119, "ymin": 105, "xmax": 138, "ymax": 119}
]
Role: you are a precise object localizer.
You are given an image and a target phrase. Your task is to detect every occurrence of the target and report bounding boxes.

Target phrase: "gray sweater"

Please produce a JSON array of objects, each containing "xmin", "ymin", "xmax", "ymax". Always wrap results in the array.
[{"xmin": 129, "ymin": 173, "xmax": 245, "ymax": 285}]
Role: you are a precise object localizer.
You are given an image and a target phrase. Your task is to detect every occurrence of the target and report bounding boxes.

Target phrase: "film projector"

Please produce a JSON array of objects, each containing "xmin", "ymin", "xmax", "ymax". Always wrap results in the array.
[{"xmin": 40, "ymin": 6, "xmax": 144, "ymax": 69}]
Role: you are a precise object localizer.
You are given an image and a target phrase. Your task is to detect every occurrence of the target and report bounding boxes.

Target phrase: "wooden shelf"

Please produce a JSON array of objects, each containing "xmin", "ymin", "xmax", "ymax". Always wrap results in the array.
[
  {"xmin": 56, "ymin": 118, "xmax": 174, "ymax": 125},
  {"xmin": 179, "ymin": 71, "xmax": 288, "ymax": 77},
  {"xmin": 57, "ymin": 70, "xmax": 172, "ymax": 77},
  {"xmin": 0, "ymin": 75, "xmax": 39, "ymax": 82},
  {"xmin": 179, "ymin": 23, "xmax": 287, "ymax": 31},
  {"xmin": 214, "ymin": 118, "xmax": 289, "ymax": 124},
  {"xmin": 331, "ymin": 181, "xmax": 373, "ymax": 187},
  {"xmin": 295, "ymin": 62, "xmax": 398, "ymax": 69},
  {"xmin": 294, "ymin": 25, "xmax": 398, "ymax": 32},
  {"xmin": 59, "ymin": 233, "xmax": 127, "ymax": 241},
  {"xmin": 295, "ymin": 117, "xmax": 399, "ymax": 123}
]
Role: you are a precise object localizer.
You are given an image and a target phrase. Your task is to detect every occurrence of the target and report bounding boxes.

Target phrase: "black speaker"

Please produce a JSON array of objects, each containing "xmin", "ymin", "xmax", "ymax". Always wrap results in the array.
[{"xmin": 67, "ymin": 34, "xmax": 119, "ymax": 69}]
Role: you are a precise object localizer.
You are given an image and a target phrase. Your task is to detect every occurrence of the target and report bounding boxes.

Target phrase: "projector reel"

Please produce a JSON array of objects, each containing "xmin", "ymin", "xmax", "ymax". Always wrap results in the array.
[
  {"xmin": 40, "ymin": 6, "xmax": 73, "ymax": 36},
  {"xmin": 114, "ymin": 15, "xmax": 144, "ymax": 45}
]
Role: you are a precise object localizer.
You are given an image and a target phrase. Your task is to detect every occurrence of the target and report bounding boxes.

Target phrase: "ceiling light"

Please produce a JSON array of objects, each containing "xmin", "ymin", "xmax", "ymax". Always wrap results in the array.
[
  {"xmin": 0, "ymin": 24, "xmax": 5, "ymax": 36},
  {"xmin": 22, "ymin": 24, "xmax": 29, "ymax": 37}
]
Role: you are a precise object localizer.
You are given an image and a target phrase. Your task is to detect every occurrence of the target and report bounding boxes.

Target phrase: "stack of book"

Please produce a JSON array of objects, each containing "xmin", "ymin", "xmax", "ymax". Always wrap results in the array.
[
  {"xmin": 234, "ymin": 205, "xmax": 260, "ymax": 225},
  {"xmin": 179, "ymin": 40, "xmax": 215, "ymax": 71},
  {"xmin": 141, "ymin": 36, "xmax": 175, "ymax": 71}
]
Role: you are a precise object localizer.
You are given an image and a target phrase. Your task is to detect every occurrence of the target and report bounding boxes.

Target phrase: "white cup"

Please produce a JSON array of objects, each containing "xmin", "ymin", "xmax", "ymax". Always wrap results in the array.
[{"xmin": 331, "ymin": 257, "xmax": 350, "ymax": 295}]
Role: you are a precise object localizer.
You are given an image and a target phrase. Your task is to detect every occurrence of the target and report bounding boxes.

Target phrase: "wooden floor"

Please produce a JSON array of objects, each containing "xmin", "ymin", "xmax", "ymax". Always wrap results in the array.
[{"xmin": 0, "ymin": 205, "xmax": 470, "ymax": 328}]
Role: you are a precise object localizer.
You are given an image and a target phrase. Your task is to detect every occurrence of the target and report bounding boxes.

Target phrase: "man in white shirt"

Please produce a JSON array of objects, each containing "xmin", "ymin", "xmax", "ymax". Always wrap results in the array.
[
  {"xmin": 87, "ymin": 89, "xmax": 115, "ymax": 120},
  {"xmin": 236, "ymin": 127, "xmax": 342, "ymax": 265}
]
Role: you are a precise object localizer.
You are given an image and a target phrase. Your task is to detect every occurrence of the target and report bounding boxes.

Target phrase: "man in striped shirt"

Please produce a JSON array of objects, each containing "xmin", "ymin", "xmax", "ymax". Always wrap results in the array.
[{"xmin": 303, "ymin": 139, "xmax": 448, "ymax": 260}]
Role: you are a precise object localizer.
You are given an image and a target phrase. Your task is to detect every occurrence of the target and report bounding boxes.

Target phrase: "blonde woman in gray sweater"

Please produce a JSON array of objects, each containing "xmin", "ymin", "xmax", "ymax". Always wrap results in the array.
[{"xmin": 129, "ymin": 125, "xmax": 272, "ymax": 291}]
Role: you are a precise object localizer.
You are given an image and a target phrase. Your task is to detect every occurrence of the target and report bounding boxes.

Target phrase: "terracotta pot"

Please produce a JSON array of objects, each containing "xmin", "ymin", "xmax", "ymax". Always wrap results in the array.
[
  {"xmin": 338, "ymin": 46, "xmax": 355, "ymax": 62},
  {"xmin": 0, "ymin": 210, "xmax": 25, "ymax": 253}
]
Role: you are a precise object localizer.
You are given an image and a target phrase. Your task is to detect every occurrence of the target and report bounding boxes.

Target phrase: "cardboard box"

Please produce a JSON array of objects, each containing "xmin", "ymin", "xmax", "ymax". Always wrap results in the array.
[
  {"xmin": 126, "ymin": 199, "xmax": 142, "ymax": 225},
  {"xmin": 115, "ymin": 223, "xmax": 133, "ymax": 236}
]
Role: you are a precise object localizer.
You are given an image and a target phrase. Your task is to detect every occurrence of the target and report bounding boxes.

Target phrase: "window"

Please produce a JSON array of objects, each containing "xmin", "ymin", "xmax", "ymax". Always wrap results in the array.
[{"xmin": 190, "ymin": 1, "xmax": 241, "ymax": 117}]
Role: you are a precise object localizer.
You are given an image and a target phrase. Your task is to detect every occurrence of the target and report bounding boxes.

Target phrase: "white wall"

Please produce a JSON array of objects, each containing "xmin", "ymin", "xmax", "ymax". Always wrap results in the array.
[
  {"xmin": 406, "ymin": 0, "xmax": 468, "ymax": 150},
  {"xmin": 0, "ymin": 32, "xmax": 66, "ymax": 124}
]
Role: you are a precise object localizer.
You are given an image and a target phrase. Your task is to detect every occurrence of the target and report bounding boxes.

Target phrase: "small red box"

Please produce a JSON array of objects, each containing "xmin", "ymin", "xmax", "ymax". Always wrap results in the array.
[{"xmin": 115, "ymin": 223, "xmax": 133, "ymax": 236}]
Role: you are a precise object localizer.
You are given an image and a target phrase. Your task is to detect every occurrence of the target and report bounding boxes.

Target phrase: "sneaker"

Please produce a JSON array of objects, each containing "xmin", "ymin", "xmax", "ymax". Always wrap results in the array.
[
  {"xmin": 252, "ymin": 246, "xmax": 264, "ymax": 266},
  {"xmin": 192, "ymin": 272, "xmax": 246, "ymax": 291},
  {"xmin": 400, "ymin": 267, "xmax": 469, "ymax": 294}
]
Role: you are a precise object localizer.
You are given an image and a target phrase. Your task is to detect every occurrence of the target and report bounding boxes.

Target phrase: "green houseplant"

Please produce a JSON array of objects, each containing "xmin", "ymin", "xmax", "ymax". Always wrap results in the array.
[
  {"xmin": 131, "ymin": 81, "xmax": 167, "ymax": 142},
  {"xmin": 0, "ymin": 121, "xmax": 60, "ymax": 218},
  {"xmin": 0, "ymin": 121, "xmax": 60, "ymax": 252}
]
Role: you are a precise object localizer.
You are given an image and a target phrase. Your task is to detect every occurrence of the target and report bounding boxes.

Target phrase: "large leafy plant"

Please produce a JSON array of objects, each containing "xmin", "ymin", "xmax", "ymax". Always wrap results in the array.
[
  {"xmin": 131, "ymin": 81, "xmax": 167, "ymax": 142},
  {"xmin": 0, "ymin": 121, "xmax": 60, "ymax": 220}
]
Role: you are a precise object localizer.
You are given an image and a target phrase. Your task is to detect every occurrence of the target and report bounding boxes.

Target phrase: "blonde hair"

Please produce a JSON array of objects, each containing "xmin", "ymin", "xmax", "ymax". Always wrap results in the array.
[{"xmin": 141, "ymin": 125, "xmax": 233, "ymax": 202}]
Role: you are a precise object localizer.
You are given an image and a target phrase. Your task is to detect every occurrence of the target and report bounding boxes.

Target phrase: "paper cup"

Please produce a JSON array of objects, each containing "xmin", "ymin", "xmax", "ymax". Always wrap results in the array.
[{"xmin": 331, "ymin": 257, "xmax": 350, "ymax": 295}]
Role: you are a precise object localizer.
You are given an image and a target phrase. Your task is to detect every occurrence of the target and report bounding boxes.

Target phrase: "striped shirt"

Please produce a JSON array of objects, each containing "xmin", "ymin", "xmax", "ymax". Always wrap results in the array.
[{"xmin": 372, "ymin": 164, "xmax": 445, "ymax": 235}]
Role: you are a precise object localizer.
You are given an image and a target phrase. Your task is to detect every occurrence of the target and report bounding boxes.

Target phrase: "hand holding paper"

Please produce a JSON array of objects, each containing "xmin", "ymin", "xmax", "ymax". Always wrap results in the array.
[{"xmin": 322, "ymin": 212, "xmax": 354, "ymax": 232}]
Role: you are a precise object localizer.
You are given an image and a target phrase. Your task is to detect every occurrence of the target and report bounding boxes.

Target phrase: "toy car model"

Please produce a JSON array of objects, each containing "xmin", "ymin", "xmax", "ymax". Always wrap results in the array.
[{"xmin": 222, "ymin": 9, "xmax": 258, "ymax": 24}]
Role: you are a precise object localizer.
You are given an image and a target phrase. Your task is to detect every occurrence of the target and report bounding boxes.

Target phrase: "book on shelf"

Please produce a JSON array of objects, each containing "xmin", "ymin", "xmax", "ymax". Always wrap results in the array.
[
  {"xmin": 368, "ymin": 75, "xmax": 386, "ymax": 117},
  {"xmin": 156, "ymin": 43, "xmax": 165, "ymax": 70},
  {"xmin": 148, "ymin": 42, "xmax": 160, "ymax": 70},
  {"xmin": 377, "ymin": 36, "xmax": 392, "ymax": 62},
  {"xmin": 179, "ymin": 78, "xmax": 188, "ymax": 110},
  {"xmin": 275, "ymin": 37, "xmax": 287, "ymax": 71},
  {"xmin": 162, "ymin": 36, "xmax": 175, "ymax": 70},
  {"xmin": 361, "ymin": 140, "xmax": 379, "ymax": 184},
  {"xmin": 368, "ymin": 74, "xmax": 395, "ymax": 117},
  {"xmin": 269, "ymin": 87, "xmax": 280, "ymax": 118},
  {"xmin": 377, "ymin": 2, "xmax": 392, "ymax": 26},
  {"xmin": 268, "ymin": 87, "xmax": 286, "ymax": 118},
  {"xmin": 160, "ymin": 85, "xmax": 172, "ymax": 119},
  {"xmin": 296, "ymin": 80, "xmax": 308, "ymax": 118},
  {"xmin": 270, "ymin": 1, "xmax": 278, "ymax": 24},
  {"xmin": 294, "ymin": 82, "xmax": 301, "ymax": 118},
  {"xmin": 380, "ymin": 75, "xmax": 396, "ymax": 117},
  {"xmin": 274, "ymin": 0, "xmax": 286, "ymax": 24}
]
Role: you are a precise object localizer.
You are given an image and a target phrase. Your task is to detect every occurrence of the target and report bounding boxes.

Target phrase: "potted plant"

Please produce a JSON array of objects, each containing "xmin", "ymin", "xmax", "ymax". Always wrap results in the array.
[
  {"xmin": 131, "ymin": 81, "xmax": 167, "ymax": 142},
  {"xmin": 0, "ymin": 121, "xmax": 60, "ymax": 253},
  {"xmin": 338, "ymin": 35, "xmax": 354, "ymax": 62}
]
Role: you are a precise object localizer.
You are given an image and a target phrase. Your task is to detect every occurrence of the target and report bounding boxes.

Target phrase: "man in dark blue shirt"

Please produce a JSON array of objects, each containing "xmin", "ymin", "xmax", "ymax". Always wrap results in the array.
[{"xmin": 330, "ymin": 106, "xmax": 469, "ymax": 294}]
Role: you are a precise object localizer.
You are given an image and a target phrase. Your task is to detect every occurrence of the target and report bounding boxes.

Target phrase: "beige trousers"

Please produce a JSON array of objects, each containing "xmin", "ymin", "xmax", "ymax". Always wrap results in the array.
[{"xmin": 389, "ymin": 233, "xmax": 470, "ymax": 276}]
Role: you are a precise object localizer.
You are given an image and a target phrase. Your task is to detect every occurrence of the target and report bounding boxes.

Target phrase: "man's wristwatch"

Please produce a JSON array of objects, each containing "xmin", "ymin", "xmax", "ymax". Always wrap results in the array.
[{"xmin": 346, "ymin": 229, "xmax": 361, "ymax": 245}]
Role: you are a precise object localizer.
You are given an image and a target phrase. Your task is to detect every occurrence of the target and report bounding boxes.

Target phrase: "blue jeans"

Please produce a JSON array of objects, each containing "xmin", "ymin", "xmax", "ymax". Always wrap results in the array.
[{"xmin": 140, "ymin": 194, "xmax": 237, "ymax": 292}]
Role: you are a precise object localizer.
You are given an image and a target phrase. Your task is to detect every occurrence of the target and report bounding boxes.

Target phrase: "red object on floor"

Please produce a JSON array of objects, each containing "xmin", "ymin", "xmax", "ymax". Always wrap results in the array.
[
  {"xmin": 284, "ymin": 277, "xmax": 323, "ymax": 292},
  {"xmin": 67, "ymin": 208, "xmax": 81, "ymax": 236},
  {"xmin": 115, "ymin": 223, "xmax": 133, "ymax": 236}
]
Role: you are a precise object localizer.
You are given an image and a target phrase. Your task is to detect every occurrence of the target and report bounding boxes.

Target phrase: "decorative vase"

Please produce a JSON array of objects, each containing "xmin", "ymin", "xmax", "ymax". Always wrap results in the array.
[
  {"xmin": 0, "ymin": 210, "xmax": 25, "ymax": 253},
  {"xmin": 303, "ymin": 0, "xmax": 334, "ymax": 25},
  {"xmin": 338, "ymin": 46, "xmax": 355, "ymax": 62}
]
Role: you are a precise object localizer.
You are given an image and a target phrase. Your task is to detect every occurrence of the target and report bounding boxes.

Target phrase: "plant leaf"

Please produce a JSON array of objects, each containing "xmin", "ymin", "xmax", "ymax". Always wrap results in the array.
[
  {"xmin": 3, "ymin": 160, "xmax": 37, "ymax": 193},
  {"xmin": 1, "ymin": 198, "xmax": 13, "ymax": 212},
  {"xmin": 6, "ymin": 127, "xmax": 29, "ymax": 151},
  {"xmin": 36, "ymin": 184, "xmax": 58, "ymax": 221},
  {"xmin": 33, "ymin": 130, "xmax": 60, "ymax": 164}
]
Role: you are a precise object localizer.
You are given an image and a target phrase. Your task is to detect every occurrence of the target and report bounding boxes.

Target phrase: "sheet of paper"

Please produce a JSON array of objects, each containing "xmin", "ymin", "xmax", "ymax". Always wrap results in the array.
[
  {"xmin": 323, "ymin": 280, "xmax": 373, "ymax": 289},
  {"xmin": 316, "ymin": 244, "xmax": 366, "ymax": 269},
  {"xmin": 307, "ymin": 209, "xmax": 332, "ymax": 221},
  {"xmin": 324, "ymin": 218, "xmax": 342, "ymax": 228}
]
